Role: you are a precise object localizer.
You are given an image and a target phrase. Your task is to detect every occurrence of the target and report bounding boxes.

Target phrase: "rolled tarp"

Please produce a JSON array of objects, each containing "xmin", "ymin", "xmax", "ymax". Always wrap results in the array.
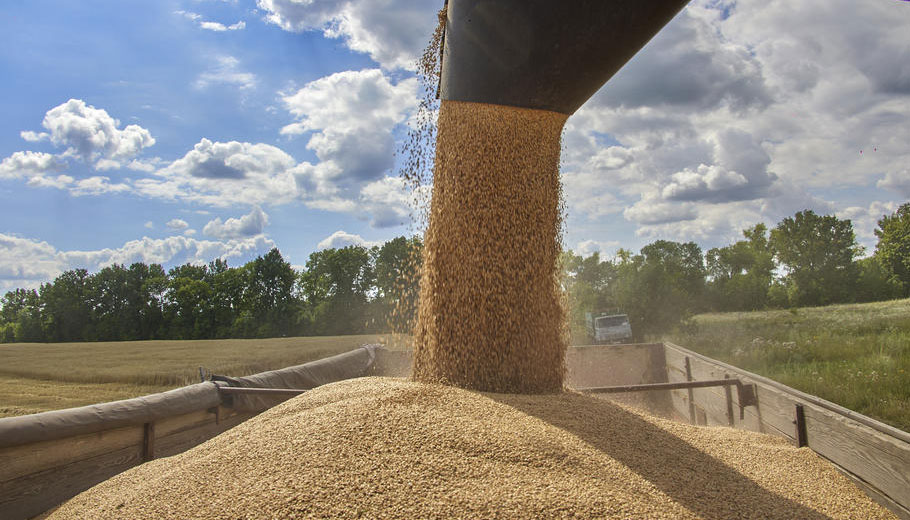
[
  {"xmin": 215, "ymin": 344, "xmax": 380, "ymax": 411},
  {"xmin": 0, "ymin": 345, "xmax": 381, "ymax": 448},
  {"xmin": 0, "ymin": 382, "xmax": 222, "ymax": 449}
]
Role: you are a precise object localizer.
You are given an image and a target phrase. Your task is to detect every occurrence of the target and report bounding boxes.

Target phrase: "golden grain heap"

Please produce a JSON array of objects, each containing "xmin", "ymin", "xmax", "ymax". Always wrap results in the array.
[
  {"xmin": 49, "ymin": 378, "xmax": 896, "ymax": 520},
  {"xmin": 411, "ymin": 100, "xmax": 569, "ymax": 393}
]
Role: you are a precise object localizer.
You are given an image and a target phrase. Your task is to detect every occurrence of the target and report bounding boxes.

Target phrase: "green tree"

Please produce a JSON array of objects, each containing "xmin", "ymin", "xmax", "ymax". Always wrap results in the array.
[
  {"xmin": 208, "ymin": 263, "xmax": 249, "ymax": 338},
  {"xmin": 0, "ymin": 288, "xmax": 44, "ymax": 342},
  {"xmin": 165, "ymin": 263, "xmax": 213, "ymax": 339},
  {"xmin": 371, "ymin": 236, "xmax": 422, "ymax": 332},
  {"xmin": 126, "ymin": 262, "xmax": 168, "ymax": 339},
  {"xmin": 246, "ymin": 248, "xmax": 298, "ymax": 337},
  {"xmin": 770, "ymin": 210, "xmax": 861, "ymax": 306},
  {"xmin": 300, "ymin": 246, "xmax": 375, "ymax": 335},
  {"xmin": 39, "ymin": 269, "xmax": 91, "ymax": 341},
  {"xmin": 613, "ymin": 240, "xmax": 706, "ymax": 338},
  {"xmin": 705, "ymin": 223, "xmax": 775, "ymax": 311},
  {"xmin": 87, "ymin": 264, "xmax": 137, "ymax": 341},
  {"xmin": 854, "ymin": 256, "xmax": 903, "ymax": 302},
  {"xmin": 874, "ymin": 203, "xmax": 910, "ymax": 296}
]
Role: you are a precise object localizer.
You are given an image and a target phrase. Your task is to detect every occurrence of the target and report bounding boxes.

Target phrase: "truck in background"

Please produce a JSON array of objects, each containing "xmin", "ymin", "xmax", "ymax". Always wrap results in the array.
[{"xmin": 585, "ymin": 312, "xmax": 633, "ymax": 344}]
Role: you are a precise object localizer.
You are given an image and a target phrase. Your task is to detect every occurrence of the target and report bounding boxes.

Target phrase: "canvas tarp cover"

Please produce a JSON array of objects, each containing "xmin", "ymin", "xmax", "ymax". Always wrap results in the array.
[
  {"xmin": 215, "ymin": 344, "xmax": 380, "ymax": 412},
  {"xmin": 0, "ymin": 382, "xmax": 222, "ymax": 448},
  {"xmin": 0, "ymin": 345, "xmax": 381, "ymax": 448}
]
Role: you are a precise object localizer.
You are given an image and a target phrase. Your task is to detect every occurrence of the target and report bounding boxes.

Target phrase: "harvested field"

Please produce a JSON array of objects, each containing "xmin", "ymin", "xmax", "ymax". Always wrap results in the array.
[
  {"xmin": 50, "ymin": 377, "xmax": 895, "ymax": 519},
  {"xmin": 0, "ymin": 335, "xmax": 379, "ymax": 417},
  {"xmin": 670, "ymin": 298, "xmax": 910, "ymax": 431}
]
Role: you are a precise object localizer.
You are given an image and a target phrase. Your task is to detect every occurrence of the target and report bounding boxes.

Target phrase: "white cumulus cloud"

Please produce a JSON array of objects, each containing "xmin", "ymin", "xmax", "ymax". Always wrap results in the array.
[
  {"xmin": 358, "ymin": 176, "xmax": 411, "ymax": 228},
  {"xmin": 575, "ymin": 240, "xmax": 621, "ymax": 258},
  {"xmin": 166, "ymin": 218, "xmax": 190, "ymax": 231},
  {"xmin": 200, "ymin": 20, "xmax": 246, "ymax": 31},
  {"xmin": 283, "ymin": 69, "xmax": 416, "ymax": 198},
  {"xmin": 316, "ymin": 230, "xmax": 380, "ymax": 250},
  {"xmin": 0, "ymin": 232, "xmax": 275, "ymax": 292},
  {"xmin": 558, "ymin": 0, "xmax": 910, "ymax": 250},
  {"xmin": 35, "ymin": 99, "xmax": 154, "ymax": 167},
  {"xmin": 70, "ymin": 176, "xmax": 131, "ymax": 196},
  {"xmin": 0, "ymin": 151, "xmax": 61, "ymax": 180},
  {"xmin": 136, "ymin": 138, "xmax": 298, "ymax": 206},
  {"xmin": 203, "ymin": 206, "xmax": 269, "ymax": 239},
  {"xmin": 878, "ymin": 169, "xmax": 910, "ymax": 198},
  {"xmin": 257, "ymin": 0, "xmax": 439, "ymax": 70},
  {"xmin": 838, "ymin": 200, "xmax": 901, "ymax": 251},
  {"xmin": 20, "ymin": 130, "xmax": 49, "ymax": 142}
]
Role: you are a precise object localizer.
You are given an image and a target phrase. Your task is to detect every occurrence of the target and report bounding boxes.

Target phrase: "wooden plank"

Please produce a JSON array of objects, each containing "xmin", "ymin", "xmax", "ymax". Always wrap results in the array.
[
  {"xmin": 142, "ymin": 422, "xmax": 155, "ymax": 461},
  {"xmin": 155, "ymin": 409, "xmax": 218, "ymax": 438},
  {"xmin": 0, "ymin": 443, "xmax": 143, "ymax": 520},
  {"xmin": 1, "ymin": 410, "xmax": 254, "ymax": 520},
  {"xmin": 795, "ymin": 404, "xmax": 808, "ymax": 447},
  {"xmin": 694, "ymin": 404, "xmax": 707, "ymax": 426},
  {"xmin": 834, "ymin": 464, "xmax": 910, "ymax": 520},
  {"xmin": 678, "ymin": 356, "xmax": 745, "ymax": 428},
  {"xmin": 690, "ymin": 385, "xmax": 736, "ymax": 427},
  {"xmin": 684, "ymin": 357, "xmax": 696, "ymax": 423},
  {"xmin": 662, "ymin": 342, "xmax": 910, "ymax": 517},
  {"xmin": 723, "ymin": 376, "xmax": 735, "ymax": 427},
  {"xmin": 665, "ymin": 349, "xmax": 693, "ymax": 423},
  {"xmin": 804, "ymin": 405, "xmax": 910, "ymax": 511},
  {"xmin": 678, "ymin": 351, "xmax": 792, "ymax": 437},
  {"xmin": 155, "ymin": 411, "xmax": 253, "ymax": 458},
  {"xmin": 664, "ymin": 342, "xmax": 910, "ymax": 442},
  {"xmin": 566, "ymin": 343, "xmax": 665, "ymax": 388},
  {"xmin": 668, "ymin": 389, "xmax": 691, "ymax": 424},
  {"xmin": 568, "ymin": 344, "xmax": 673, "ymax": 416},
  {"xmin": 0, "ymin": 425, "xmax": 143, "ymax": 484}
]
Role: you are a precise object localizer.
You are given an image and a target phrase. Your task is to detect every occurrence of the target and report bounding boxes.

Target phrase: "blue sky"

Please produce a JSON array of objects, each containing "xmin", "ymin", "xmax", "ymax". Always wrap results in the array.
[{"xmin": 1, "ymin": 0, "xmax": 909, "ymax": 292}]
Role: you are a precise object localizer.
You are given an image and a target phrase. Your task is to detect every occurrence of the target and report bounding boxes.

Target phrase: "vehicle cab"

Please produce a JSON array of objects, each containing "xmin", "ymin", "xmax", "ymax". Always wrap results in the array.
[{"xmin": 592, "ymin": 314, "xmax": 633, "ymax": 344}]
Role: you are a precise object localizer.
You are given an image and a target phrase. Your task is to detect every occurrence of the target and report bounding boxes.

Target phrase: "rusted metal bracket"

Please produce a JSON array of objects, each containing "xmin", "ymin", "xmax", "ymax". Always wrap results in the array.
[{"xmin": 794, "ymin": 404, "xmax": 808, "ymax": 447}]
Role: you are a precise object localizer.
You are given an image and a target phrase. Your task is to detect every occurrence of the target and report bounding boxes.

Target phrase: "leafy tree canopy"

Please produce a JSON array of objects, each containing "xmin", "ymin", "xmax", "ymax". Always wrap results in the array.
[{"xmin": 875, "ymin": 202, "xmax": 910, "ymax": 296}]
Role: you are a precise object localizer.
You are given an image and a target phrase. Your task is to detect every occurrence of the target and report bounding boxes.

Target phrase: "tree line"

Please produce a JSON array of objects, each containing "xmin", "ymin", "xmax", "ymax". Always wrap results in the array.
[
  {"xmin": 563, "ymin": 205, "xmax": 910, "ymax": 341},
  {"xmin": 0, "ymin": 237, "xmax": 422, "ymax": 343},
  {"xmin": 1, "ymin": 205, "xmax": 908, "ymax": 343}
]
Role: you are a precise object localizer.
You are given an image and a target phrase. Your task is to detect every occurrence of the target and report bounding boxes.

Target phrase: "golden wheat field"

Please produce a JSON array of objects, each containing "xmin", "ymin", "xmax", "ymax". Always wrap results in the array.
[{"xmin": 0, "ymin": 334, "xmax": 380, "ymax": 418}]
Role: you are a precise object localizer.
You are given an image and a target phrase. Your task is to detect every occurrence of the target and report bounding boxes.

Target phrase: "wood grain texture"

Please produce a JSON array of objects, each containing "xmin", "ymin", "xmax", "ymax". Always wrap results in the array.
[
  {"xmin": 663, "ymin": 342, "xmax": 910, "ymax": 518},
  {"xmin": 0, "ymin": 409, "xmax": 255, "ymax": 520},
  {"xmin": 0, "ymin": 444, "xmax": 142, "ymax": 520},
  {"xmin": 0, "ymin": 424, "xmax": 143, "ymax": 484},
  {"xmin": 156, "ymin": 411, "xmax": 253, "ymax": 459},
  {"xmin": 566, "ymin": 343, "xmax": 665, "ymax": 388},
  {"xmin": 805, "ymin": 405, "xmax": 910, "ymax": 512}
]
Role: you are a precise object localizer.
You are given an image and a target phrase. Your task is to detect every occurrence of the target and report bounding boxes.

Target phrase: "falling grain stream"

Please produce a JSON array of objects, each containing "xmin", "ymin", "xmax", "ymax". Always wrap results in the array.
[{"xmin": 412, "ymin": 100, "xmax": 568, "ymax": 394}]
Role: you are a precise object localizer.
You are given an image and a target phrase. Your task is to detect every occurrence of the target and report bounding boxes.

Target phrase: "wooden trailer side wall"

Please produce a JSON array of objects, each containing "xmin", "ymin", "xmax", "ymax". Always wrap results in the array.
[
  {"xmin": 565, "ymin": 343, "xmax": 666, "ymax": 387},
  {"xmin": 663, "ymin": 342, "xmax": 910, "ymax": 519},
  {"xmin": 0, "ymin": 407, "xmax": 256, "ymax": 520},
  {"xmin": 372, "ymin": 343, "xmax": 670, "ymax": 388}
]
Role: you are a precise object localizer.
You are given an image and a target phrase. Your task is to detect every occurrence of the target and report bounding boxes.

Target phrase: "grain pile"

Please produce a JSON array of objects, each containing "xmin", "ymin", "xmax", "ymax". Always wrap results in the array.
[
  {"xmin": 411, "ymin": 100, "xmax": 569, "ymax": 393},
  {"xmin": 50, "ymin": 377, "xmax": 895, "ymax": 519}
]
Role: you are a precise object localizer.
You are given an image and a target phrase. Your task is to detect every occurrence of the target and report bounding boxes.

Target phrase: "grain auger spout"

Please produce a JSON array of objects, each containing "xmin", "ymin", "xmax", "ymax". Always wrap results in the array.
[{"xmin": 439, "ymin": 0, "xmax": 692, "ymax": 115}]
